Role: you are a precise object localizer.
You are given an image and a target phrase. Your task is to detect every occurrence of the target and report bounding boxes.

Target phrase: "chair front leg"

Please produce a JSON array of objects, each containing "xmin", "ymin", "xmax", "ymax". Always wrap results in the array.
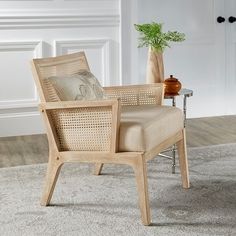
[
  {"xmin": 41, "ymin": 157, "xmax": 63, "ymax": 206},
  {"xmin": 133, "ymin": 155, "xmax": 151, "ymax": 226},
  {"xmin": 176, "ymin": 129, "xmax": 190, "ymax": 189}
]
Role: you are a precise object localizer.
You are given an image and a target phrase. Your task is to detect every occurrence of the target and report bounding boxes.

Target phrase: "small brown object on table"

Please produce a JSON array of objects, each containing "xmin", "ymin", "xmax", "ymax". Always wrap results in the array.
[{"xmin": 164, "ymin": 75, "xmax": 182, "ymax": 94}]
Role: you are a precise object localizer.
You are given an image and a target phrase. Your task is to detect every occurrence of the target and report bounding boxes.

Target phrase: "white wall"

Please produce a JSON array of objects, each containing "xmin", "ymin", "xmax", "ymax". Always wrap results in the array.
[
  {"xmin": 0, "ymin": 0, "xmax": 136, "ymax": 137},
  {"xmin": 136, "ymin": 0, "xmax": 236, "ymax": 118},
  {"xmin": 1, "ymin": 0, "xmax": 233, "ymax": 137}
]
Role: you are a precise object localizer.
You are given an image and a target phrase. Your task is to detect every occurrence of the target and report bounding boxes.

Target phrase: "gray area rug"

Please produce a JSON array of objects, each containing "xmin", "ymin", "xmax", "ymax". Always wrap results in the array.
[{"xmin": 1, "ymin": 144, "xmax": 236, "ymax": 236}]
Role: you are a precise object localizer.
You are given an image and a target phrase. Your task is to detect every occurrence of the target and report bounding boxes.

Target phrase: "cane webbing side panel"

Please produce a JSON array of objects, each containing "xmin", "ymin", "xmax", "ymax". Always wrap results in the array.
[
  {"xmin": 104, "ymin": 84, "xmax": 164, "ymax": 106},
  {"xmin": 48, "ymin": 106, "xmax": 113, "ymax": 151}
]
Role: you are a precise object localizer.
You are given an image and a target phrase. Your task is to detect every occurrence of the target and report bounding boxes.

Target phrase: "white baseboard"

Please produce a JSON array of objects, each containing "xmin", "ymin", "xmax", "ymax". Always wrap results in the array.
[{"xmin": 0, "ymin": 112, "xmax": 45, "ymax": 137}]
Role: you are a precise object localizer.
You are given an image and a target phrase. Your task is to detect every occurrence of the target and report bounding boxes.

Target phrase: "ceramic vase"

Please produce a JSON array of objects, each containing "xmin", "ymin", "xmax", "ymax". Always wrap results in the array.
[{"xmin": 146, "ymin": 47, "xmax": 164, "ymax": 83}]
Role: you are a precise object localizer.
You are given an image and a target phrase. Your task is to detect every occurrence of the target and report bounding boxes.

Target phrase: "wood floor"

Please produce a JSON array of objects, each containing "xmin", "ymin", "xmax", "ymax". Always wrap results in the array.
[
  {"xmin": 1, "ymin": 115, "xmax": 236, "ymax": 168},
  {"xmin": 186, "ymin": 115, "xmax": 236, "ymax": 147}
]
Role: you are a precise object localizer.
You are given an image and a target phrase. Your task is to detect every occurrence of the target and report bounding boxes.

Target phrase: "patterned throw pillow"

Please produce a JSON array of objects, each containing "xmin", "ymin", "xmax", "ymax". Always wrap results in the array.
[{"xmin": 48, "ymin": 70, "xmax": 106, "ymax": 101}]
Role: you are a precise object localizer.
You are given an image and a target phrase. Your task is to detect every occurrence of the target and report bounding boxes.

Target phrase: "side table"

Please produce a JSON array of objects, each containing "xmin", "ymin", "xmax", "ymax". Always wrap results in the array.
[{"xmin": 159, "ymin": 88, "xmax": 193, "ymax": 173}]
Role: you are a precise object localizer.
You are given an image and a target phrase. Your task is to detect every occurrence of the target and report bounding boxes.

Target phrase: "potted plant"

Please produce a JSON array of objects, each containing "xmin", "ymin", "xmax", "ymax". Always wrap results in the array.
[{"xmin": 134, "ymin": 22, "xmax": 185, "ymax": 83}]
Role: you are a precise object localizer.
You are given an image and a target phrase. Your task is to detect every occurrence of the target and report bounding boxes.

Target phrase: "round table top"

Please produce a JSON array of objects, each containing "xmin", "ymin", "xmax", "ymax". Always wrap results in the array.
[{"xmin": 164, "ymin": 88, "xmax": 193, "ymax": 99}]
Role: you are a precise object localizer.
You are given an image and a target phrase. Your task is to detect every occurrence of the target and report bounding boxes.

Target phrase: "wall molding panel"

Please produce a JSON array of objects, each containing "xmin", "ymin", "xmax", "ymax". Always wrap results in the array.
[
  {"xmin": 0, "ymin": 41, "xmax": 42, "ymax": 54},
  {"xmin": 55, "ymin": 39, "xmax": 111, "ymax": 86},
  {"xmin": 0, "ymin": 1, "xmax": 122, "ymax": 137},
  {"xmin": 0, "ymin": 10, "xmax": 120, "ymax": 29},
  {"xmin": 0, "ymin": 41, "xmax": 42, "ymax": 110}
]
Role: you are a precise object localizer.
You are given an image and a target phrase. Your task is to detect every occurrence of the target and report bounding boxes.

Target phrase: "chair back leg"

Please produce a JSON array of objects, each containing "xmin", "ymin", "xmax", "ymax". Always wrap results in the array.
[{"xmin": 93, "ymin": 163, "xmax": 104, "ymax": 175}]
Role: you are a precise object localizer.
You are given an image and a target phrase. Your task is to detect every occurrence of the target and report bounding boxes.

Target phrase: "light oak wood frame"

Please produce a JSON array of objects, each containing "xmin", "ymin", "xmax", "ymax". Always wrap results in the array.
[{"xmin": 31, "ymin": 52, "xmax": 190, "ymax": 226}]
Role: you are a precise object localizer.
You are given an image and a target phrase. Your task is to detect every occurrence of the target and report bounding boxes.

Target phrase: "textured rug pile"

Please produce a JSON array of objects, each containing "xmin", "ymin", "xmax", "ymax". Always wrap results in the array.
[{"xmin": 1, "ymin": 144, "xmax": 236, "ymax": 236}]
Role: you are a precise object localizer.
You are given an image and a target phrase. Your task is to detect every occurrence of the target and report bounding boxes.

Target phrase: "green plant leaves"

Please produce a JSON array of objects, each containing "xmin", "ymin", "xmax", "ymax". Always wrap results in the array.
[{"xmin": 134, "ymin": 22, "xmax": 185, "ymax": 52}]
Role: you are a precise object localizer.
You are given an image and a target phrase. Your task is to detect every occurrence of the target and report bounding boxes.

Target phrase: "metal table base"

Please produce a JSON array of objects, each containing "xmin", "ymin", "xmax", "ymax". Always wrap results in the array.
[{"xmin": 159, "ymin": 88, "xmax": 193, "ymax": 174}]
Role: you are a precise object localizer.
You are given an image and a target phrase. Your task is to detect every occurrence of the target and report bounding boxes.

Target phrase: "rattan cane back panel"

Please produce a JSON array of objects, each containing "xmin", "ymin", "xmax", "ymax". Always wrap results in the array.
[
  {"xmin": 33, "ymin": 52, "xmax": 90, "ymax": 102},
  {"xmin": 104, "ymin": 84, "xmax": 163, "ymax": 106},
  {"xmin": 48, "ymin": 106, "xmax": 113, "ymax": 151},
  {"xmin": 43, "ymin": 79, "xmax": 61, "ymax": 102}
]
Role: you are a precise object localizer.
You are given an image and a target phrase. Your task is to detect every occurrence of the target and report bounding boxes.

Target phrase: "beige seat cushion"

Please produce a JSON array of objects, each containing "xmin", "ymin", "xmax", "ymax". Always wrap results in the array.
[{"xmin": 119, "ymin": 105, "xmax": 184, "ymax": 152}]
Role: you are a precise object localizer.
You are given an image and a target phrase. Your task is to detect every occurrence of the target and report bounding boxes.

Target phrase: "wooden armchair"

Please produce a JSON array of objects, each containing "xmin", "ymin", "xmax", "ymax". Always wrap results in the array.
[{"xmin": 31, "ymin": 52, "xmax": 190, "ymax": 226}]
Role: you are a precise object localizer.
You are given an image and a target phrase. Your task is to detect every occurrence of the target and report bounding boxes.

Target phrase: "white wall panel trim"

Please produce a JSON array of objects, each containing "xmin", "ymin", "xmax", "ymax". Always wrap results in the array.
[
  {"xmin": 55, "ymin": 39, "xmax": 111, "ymax": 86},
  {"xmin": 119, "ymin": 0, "xmax": 138, "ymax": 85},
  {"xmin": 0, "ymin": 41, "xmax": 42, "ymax": 110},
  {"xmin": 0, "ymin": 10, "xmax": 120, "ymax": 29},
  {"xmin": 0, "ymin": 41, "xmax": 42, "ymax": 52}
]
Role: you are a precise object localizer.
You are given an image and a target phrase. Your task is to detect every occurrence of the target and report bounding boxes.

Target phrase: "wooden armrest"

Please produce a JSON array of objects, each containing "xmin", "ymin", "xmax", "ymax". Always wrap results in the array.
[
  {"xmin": 104, "ymin": 83, "xmax": 164, "ymax": 106},
  {"xmin": 104, "ymin": 83, "xmax": 164, "ymax": 90},
  {"xmin": 39, "ymin": 99, "xmax": 120, "ymax": 111}
]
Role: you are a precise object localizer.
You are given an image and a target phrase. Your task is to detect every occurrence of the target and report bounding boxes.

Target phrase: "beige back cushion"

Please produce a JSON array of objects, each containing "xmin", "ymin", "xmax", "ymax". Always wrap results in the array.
[{"xmin": 48, "ymin": 70, "xmax": 106, "ymax": 101}]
